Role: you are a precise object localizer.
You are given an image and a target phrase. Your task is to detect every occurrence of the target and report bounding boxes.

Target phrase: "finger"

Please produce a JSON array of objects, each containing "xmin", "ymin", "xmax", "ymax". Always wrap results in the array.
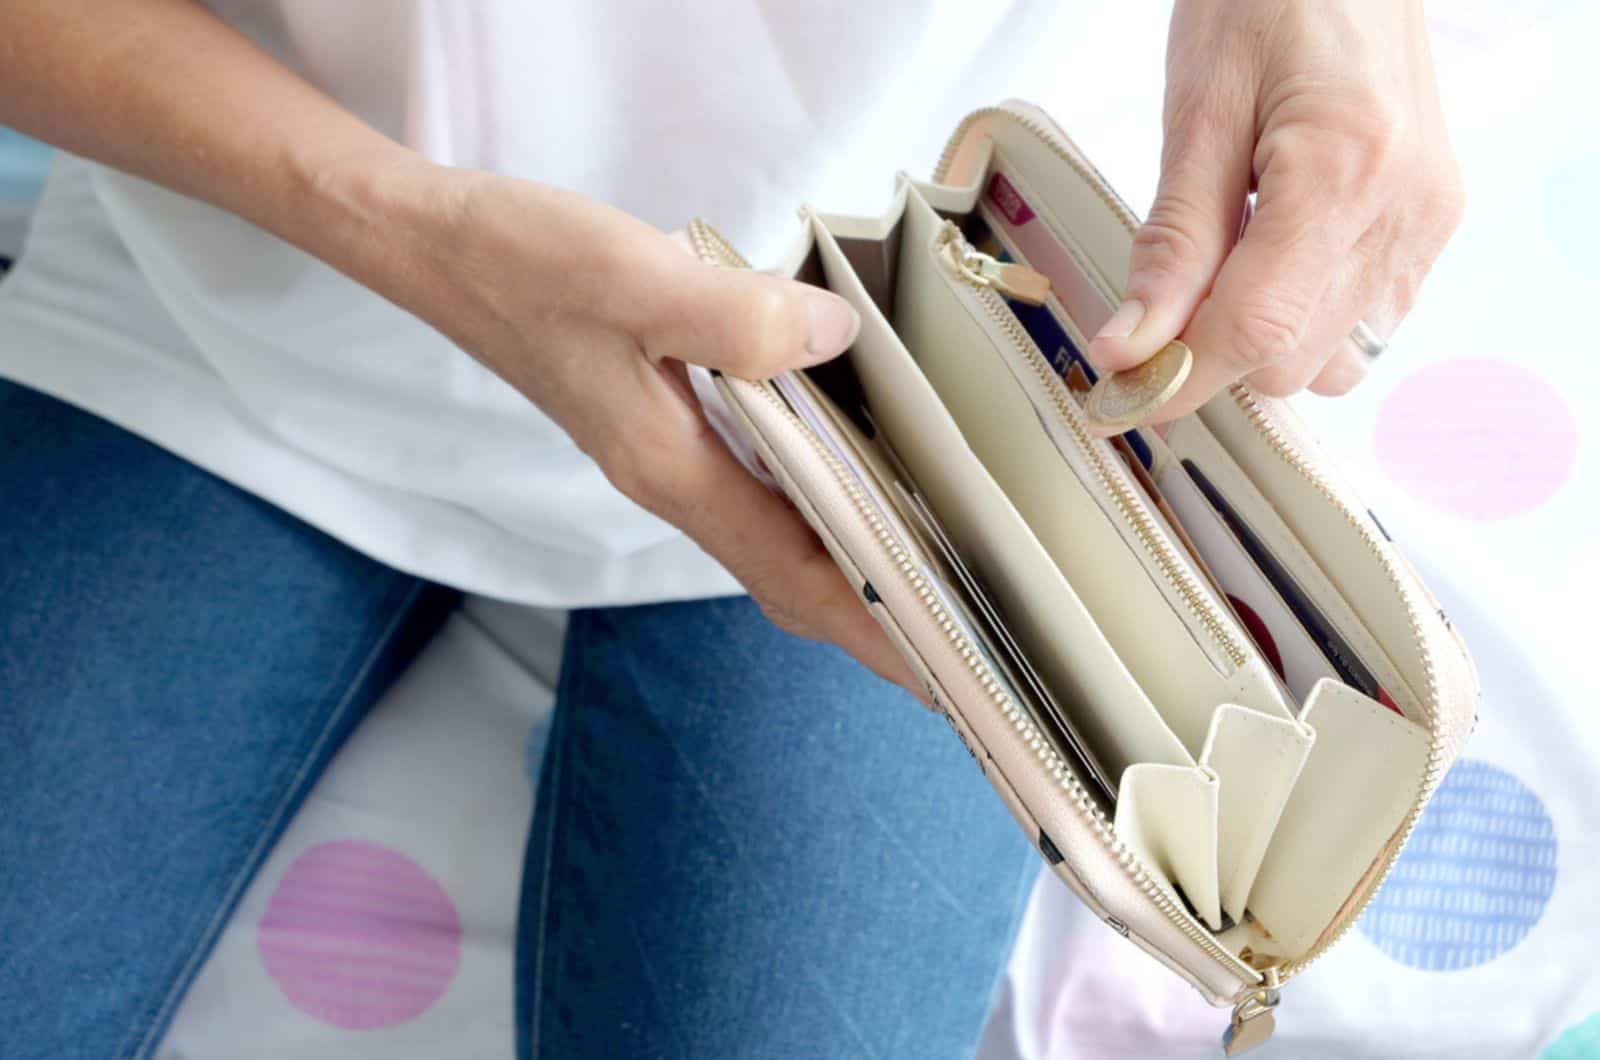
[
  {"xmin": 1248, "ymin": 295, "xmax": 1375, "ymax": 398},
  {"xmin": 1087, "ymin": 72, "xmax": 1254, "ymax": 373},
  {"xmin": 1306, "ymin": 346, "xmax": 1370, "ymax": 397},
  {"xmin": 1304, "ymin": 296, "xmax": 1392, "ymax": 397},
  {"xmin": 1247, "ymin": 219, "xmax": 1396, "ymax": 397},
  {"xmin": 667, "ymin": 228, "xmax": 695, "ymax": 255},
  {"xmin": 629, "ymin": 244, "xmax": 861, "ymax": 379},
  {"xmin": 1301, "ymin": 175, "xmax": 1462, "ymax": 401},
  {"xmin": 678, "ymin": 448, "xmax": 924, "ymax": 697},
  {"xmin": 613, "ymin": 386, "xmax": 924, "ymax": 701},
  {"xmin": 1135, "ymin": 172, "xmax": 1374, "ymax": 423},
  {"xmin": 627, "ymin": 230, "xmax": 909, "ymax": 690}
]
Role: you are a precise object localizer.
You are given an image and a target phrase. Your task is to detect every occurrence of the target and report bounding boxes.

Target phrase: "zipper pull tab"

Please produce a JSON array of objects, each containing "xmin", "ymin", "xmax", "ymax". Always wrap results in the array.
[
  {"xmin": 1221, "ymin": 971, "xmax": 1281, "ymax": 1056},
  {"xmin": 971, "ymin": 256, "xmax": 1052, "ymax": 306},
  {"xmin": 938, "ymin": 221, "xmax": 1052, "ymax": 305}
]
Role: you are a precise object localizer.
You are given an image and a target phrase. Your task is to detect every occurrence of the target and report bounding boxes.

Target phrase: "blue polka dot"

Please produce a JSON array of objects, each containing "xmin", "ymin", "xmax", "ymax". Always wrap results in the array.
[
  {"xmin": 1545, "ymin": 157, "xmax": 1600, "ymax": 278},
  {"xmin": 1358, "ymin": 759, "xmax": 1557, "ymax": 971},
  {"xmin": 1542, "ymin": 1013, "xmax": 1600, "ymax": 1060}
]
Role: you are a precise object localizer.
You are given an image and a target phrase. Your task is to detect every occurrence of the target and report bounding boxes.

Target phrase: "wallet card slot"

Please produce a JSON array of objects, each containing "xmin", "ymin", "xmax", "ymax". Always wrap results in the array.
[
  {"xmin": 780, "ymin": 367, "xmax": 1118, "ymax": 805},
  {"xmin": 807, "ymin": 203, "xmax": 1192, "ymax": 781},
  {"xmin": 1115, "ymin": 703, "xmax": 1314, "ymax": 934},
  {"xmin": 936, "ymin": 115, "xmax": 1439, "ymax": 721},
  {"xmin": 962, "ymin": 155, "xmax": 1121, "ymax": 340},
  {"xmin": 1198, "ymin": 704, "xmax": 1314, "ymax": 924},
  {"xmin": 933, "ymin": 105, "xmax": 1135, "ymax": 294},
  {"xmin": 1115, "ymin": 762, "xmax": 1223, "ymax": 930},
  {"xmin": 1161, "ymin": 417, "xmax": 1421, "ymax": 716},
  {"xmin": 715, "ymin": 350, "xmax": 1261, "ymax": 1000},
  {"xmin": 963, "ymin": 201, "xmax": 1240, "ymax": 632},
  {"xmin": 937, "ymin": 110, "xmax": 1443, "ymax": 731},
  {"xmin": 1194, "ymin": 398, "xmax": 1437, "ymax": 716},
  {"xmin": 1241, "ymin": 678, "xmax": 1430, "ymax": 960},
  {"xmin": 892, "ymin": 182, "xmax": 1294, "ymax": 755},
  {"xmin": 834, "ymin": 226, "xmax": 902, "ymax": 322},
  {"xmin": 970, "ymin": 202, "xmax": 1101, "ymax": 390}
]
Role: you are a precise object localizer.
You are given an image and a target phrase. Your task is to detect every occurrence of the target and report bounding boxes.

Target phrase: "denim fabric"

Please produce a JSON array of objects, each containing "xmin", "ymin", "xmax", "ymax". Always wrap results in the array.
[
  {"xmin": 0, "ymin": 128, "xmax": 51, "ymax": 204},
  {"xmin": 519, "ymin": 600, "xmax": 1037, "ymax": 1059},
  {"xmin": 0, "ymin": 380, "xmax": 458, "ymax": 1058},
  {"xmin": 0, "ymin": 128, "xmax": 50, "ymax": 266},
  {"xmin": 0, "ymin": 379, "xmax": 1034, "ymax": 1059}
]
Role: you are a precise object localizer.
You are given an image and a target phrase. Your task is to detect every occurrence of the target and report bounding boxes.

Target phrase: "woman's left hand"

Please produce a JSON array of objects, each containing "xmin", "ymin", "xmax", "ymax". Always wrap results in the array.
[{"xmin": 1088, "ymin": 0, "xmax": 1465, "ymax": 417}]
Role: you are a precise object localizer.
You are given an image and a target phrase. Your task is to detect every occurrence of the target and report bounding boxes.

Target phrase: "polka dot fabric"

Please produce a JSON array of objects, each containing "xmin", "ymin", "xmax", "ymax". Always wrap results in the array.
[
  {"xmin": 135, "ymin": 1, "xmax": 1599, "ymax": 1056},
  {"xmin": 257, "ymin": 841, "xmax": 462, "ymax": 1029},
  {"xmin": 974, "ymin": 2, "xmax": 1600, "ymax": 1058},
  {"xmin": 1357, "ymin": 760, "xmax": 1557, "ymax": 971},
  {"xmin": 1374, "ymin": 360, "xmax": 1578, "ymax": 521},
  {"xmin": 157, "ymin": 605, "xmax": 559, "ymax": 1059}
]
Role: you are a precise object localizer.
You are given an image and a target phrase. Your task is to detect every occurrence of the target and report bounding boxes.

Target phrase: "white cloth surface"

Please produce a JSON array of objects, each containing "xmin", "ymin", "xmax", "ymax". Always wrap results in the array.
[
  {"xmin": 17, "ymin": 0, "xmax": 1597, "ymax": 1056},
  {"xmin": 976, "ymin": 3, "xmax": 1600, "ymax": 1058},
  {"xmin": 0, "ymin": 0, "xmax": 1085, "ymax": 608}
]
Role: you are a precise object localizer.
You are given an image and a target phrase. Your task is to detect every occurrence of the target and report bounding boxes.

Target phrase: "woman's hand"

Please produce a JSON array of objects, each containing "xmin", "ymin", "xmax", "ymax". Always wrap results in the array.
[
  {"xmin": 0, "ymin": 0, "xmax": 923, "ymax": 699},
  {"xmin": 373, "ymin": 165, "xmax": 923, "ymax": 695},
  {"xmin": 1087, "ymin": 0, "xmax": 1464, "ymax": 417}
]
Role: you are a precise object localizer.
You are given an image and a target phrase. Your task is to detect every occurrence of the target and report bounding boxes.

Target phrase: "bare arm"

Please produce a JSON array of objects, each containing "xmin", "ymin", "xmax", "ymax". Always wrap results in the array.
[
  {"xmin": 0, "ymin": 0, "xmax": 920, "ymax": 695},
  {"xmin": 0, "ymin": 0, "xmax": 427, "ymax": 297}
]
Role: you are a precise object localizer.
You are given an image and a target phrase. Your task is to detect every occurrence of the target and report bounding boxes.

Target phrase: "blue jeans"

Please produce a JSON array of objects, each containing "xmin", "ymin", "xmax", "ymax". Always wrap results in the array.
[{"xmin": 0, "ymin": 378, "xmax": 1036, "ymax": 1059}]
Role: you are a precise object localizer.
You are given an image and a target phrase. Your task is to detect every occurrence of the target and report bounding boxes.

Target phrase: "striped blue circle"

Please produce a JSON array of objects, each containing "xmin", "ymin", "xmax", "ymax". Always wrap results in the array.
[
  {"xmin": 1542, "ymin": 1013, "xmax": 1600, "ymax": 1060},
  {"xmin": 1358, "ymin": 759, "xmax": 1557, "ymax": 971}
]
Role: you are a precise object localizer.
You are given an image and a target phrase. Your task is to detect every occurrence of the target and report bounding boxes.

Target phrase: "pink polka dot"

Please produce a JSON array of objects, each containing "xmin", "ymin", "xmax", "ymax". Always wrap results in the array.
[
  {"xmin": 1374, "ymin": 359, "xmax": 1578, "ymax": 520},
  {"xmin": 257, "ymin": 840, "xmax": 461, "ymax": 1030}
]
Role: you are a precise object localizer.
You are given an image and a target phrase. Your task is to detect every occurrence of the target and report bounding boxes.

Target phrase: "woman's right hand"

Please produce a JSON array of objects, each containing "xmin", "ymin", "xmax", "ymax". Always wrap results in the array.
[{"xmin": 372, "ymin": 162, "xmax": 922, "ymax": 697}]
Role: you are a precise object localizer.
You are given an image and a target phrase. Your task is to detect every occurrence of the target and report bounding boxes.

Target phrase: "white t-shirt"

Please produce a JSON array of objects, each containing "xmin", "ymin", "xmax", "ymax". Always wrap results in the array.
[{"xmin": 0, "ymin": 0, "xmax": 1067, "ymax": 606}]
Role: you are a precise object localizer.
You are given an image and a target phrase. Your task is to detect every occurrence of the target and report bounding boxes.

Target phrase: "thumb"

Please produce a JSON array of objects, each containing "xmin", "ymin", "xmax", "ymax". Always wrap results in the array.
[
  {"xmin": 637, "ymin": 247, "xmax": 861, "ymax": 379},
  {"xmin": 1088, "ymin": 95, "xmax": 1254, "ymax": 373}
]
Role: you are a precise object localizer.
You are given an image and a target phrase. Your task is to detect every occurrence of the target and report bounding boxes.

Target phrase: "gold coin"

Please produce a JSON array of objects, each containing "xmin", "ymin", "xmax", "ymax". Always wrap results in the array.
[{"xmin": 1084, "ymin": 340, "xmax": 1193, "ymax": 433}]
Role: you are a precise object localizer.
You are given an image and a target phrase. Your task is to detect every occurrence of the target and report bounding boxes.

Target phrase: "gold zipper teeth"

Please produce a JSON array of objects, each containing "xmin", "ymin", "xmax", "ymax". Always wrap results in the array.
[
  {"xmin": 688, "ymin": 218, "xmax": 1255, "ymax": 986},
  {"xmin": 688, "ymin": 218, "xmax": 750, "ymax": 270},
  {"xmin": 934, "ymin": 106, "xmax": 1450, "ymax": 987},
  {"xmin": 1229, "ymin": 387, "xmax": 1445, "ymax": 979},
  {"xmin": 738, "ymin": 377, "xmax": 1251, "ymax": 977},
  {"xmin": 938, "ymin": 235, "xmax": 1249, "ymax": 671}
]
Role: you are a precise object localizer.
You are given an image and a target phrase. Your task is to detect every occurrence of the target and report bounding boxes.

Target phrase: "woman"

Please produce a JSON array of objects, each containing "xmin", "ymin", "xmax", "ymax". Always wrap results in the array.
[{"xmin": 0, "ymin": 1, "xmax": 1461, "ymax": 1056}]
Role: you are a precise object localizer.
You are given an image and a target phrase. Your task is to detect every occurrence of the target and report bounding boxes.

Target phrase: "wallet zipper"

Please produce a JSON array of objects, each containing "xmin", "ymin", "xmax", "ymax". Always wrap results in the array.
[
  {"xmin": 947, "ymin": 235, "xmax": 1054, "ymax": 305},
  {"xmin": 741, "ymin": 354, "xmax": 1258, "ymax": 984},
  {"xmin": 686, "ymin": 215, "xmax": 1263, "ymax": 991},
  {"xmin": 935, "ymin": 106, "xmax": 1449, "ymax": 999},
  {"xmin": 1226, "ymin": 387, "xmax": 1446, "ymax": 983},
  {"xmin": 934, "ymin": 221, "xmax": 1251, "ymax": 676}
]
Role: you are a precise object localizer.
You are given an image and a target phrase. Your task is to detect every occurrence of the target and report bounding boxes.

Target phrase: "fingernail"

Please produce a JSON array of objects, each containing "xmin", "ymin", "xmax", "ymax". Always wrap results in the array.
[
  {"xmin": 1095, "ymin": 298, "xmax": 1146, "ymax": 342},
  {"xmin": 802, "ymin": 289, "xmax": 861, "ymax": 362}
]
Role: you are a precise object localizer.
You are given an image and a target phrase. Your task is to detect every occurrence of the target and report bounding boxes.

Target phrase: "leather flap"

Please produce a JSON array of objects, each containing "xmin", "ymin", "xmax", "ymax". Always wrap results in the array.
[{"xmin": 1245, "ymin": 678, "xmax": 1429, "ymax": 959}]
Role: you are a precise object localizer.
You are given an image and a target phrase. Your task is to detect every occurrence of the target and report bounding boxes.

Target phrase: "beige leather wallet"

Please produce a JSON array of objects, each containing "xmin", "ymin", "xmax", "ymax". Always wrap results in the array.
[{"xmin": 690, "ymin": 100, "xmax": 1479, "ymax": 1055}]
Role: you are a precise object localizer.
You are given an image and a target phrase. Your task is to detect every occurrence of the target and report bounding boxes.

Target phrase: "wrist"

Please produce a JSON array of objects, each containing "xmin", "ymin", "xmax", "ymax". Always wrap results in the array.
[{"xmin": 280, "ymin": 137, "xmax": 459, "ymax": 311}]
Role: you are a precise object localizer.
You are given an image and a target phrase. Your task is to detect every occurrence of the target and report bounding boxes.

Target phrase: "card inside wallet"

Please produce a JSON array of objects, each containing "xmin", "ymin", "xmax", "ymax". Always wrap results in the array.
[{"xmin": 742, "ymin": 149, "xmax": 1438, "ymax": 966}]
